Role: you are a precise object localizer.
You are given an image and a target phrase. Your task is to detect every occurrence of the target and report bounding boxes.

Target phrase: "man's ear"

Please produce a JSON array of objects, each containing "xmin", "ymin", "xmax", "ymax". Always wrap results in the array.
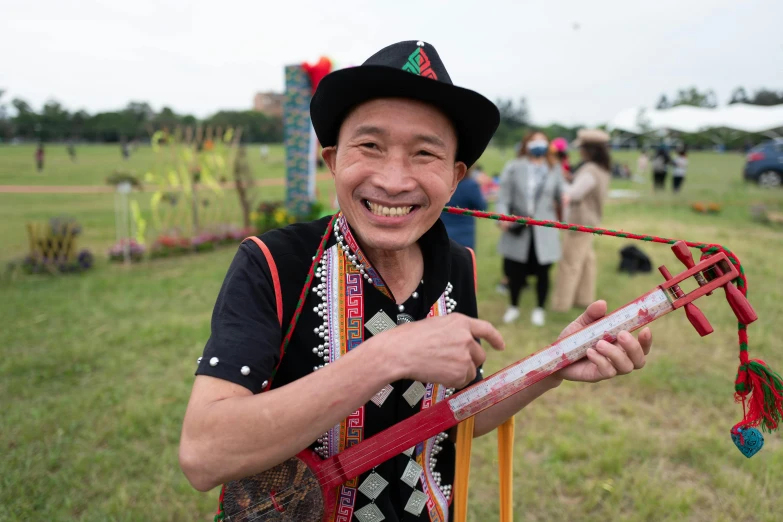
[
  {"xmin": 451, "ymin": 161, "xmax": 468, "ymax": 193},
  {"xmin": 322, "ymin": 146, "xmax": 337, "ymax": 179}
]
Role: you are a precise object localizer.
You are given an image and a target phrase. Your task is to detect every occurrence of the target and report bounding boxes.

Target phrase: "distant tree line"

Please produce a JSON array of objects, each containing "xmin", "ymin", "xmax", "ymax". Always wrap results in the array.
[
  {"xmin": 0, "ymin": 90, "xmax": 283, "ymax": 144},
  {"xmin": 492, "ymin": 97, "xmax": 585, "ymax": 151},
  {"xmin": 656, "ymin": 86, "xmax": 783, "ymax": 109},
  {"xmin": 645, "ymin": 87, "xmax": 783, "ymax": 151}
]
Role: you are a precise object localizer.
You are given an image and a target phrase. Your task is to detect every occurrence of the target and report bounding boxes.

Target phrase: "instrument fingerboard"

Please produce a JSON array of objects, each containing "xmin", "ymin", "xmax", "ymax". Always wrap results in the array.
[{"xmin": 448, "ymin": 288, "xmax": 672, "ymax": 420}]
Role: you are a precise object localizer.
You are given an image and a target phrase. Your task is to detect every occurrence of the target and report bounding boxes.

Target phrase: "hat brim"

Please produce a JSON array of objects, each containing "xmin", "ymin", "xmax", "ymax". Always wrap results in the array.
[{"xmin": 310, "ymin": 65, "xmax": 499, "ymax": 167}]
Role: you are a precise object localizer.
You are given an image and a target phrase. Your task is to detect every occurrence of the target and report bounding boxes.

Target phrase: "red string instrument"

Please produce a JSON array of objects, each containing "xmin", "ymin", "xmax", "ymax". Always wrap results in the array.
[{"xmin": 219, "ymin": 241, "xmax": 757, "ymax": 521}]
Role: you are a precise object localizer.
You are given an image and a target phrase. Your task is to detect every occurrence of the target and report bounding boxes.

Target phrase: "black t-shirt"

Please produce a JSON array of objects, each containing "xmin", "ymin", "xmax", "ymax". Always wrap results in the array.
[{"xmin": 197, "ymin": 215, "xmax": 481, "ymax": 521}]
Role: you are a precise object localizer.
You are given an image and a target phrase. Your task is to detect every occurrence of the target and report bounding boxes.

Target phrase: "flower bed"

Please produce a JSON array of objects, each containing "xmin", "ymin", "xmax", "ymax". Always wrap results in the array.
[
  {"xmin": 108, "ymin": 239, "xmax": 146, "ymax": 263},
  {"xmin": 19, "ymin": 250, "xmax": 94, "ymax": 274}
]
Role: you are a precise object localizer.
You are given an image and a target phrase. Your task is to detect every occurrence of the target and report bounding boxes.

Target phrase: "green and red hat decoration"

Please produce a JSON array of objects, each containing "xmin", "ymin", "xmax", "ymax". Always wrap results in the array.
[{"xmin": 402, "ymin": 41, "xmax": 438, "ymax": 79}]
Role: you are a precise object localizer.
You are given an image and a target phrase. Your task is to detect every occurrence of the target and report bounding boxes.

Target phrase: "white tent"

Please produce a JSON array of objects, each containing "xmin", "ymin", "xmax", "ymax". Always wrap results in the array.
[{"xmin": 608, "ymin": 104, "xmax": 783, "ymax": 135}]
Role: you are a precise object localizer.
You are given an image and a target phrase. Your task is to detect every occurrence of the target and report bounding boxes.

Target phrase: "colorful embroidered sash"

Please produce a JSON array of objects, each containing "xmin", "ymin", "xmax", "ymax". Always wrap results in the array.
[{"xmin": 323, "ymin": 218, "xmax": 452, "ymax": 521}]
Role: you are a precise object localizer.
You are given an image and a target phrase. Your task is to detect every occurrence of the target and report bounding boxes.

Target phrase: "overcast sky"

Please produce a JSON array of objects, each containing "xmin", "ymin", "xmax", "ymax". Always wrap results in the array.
[{"xmin": 2, "ymin": 0, "xmax": 781, "ymax": 126}]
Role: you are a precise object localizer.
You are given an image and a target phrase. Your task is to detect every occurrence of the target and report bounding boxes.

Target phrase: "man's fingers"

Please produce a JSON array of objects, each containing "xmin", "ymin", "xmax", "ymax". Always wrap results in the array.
[
  {"xmin": 617, "ymin": 330, "xmax": 646, "ymax": 369},
  {"xmin": 467, "ymin": 339, "xmax": 487, "ymax": 369},
  {"xmin": 638, "ymin": 327, "xmax": 653, "ymax": 356},
  {"xmin": 577, "ymin": 300, "xmax": 608, "ymax": 328},
  {"xmin": 595, "ymin": 341, "xmax": 634, "ymax": 375},
  {"xmin": 558, "ymin": 300, "xmax": 607, "ymax": 339},
  {"xmin": 468, "ymin": 365, "xmax": 477, "ymax": 385},
  {"xmin": 469, "ymin": 318, "xmax": 505, "ymax": 351},
  {"xmin": 585, "ymin": 347, "xmax": 617, "ymax": 380}
]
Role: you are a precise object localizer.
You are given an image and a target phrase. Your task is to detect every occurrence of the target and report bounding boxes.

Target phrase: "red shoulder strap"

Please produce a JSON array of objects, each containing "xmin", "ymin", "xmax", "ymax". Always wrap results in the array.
[
  {"xmin": 466, "ymin": 247, "xmax": 478, "ymax": 292},
  {"xmin": 243, "ymin": 236, "xmax": 283, "ymax": 328}
]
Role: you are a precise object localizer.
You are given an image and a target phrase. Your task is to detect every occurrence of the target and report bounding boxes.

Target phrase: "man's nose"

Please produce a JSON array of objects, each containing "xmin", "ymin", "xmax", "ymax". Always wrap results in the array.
[{"xmin": 372, "ymin": 152, "xmax": 417, "ymax": 195}]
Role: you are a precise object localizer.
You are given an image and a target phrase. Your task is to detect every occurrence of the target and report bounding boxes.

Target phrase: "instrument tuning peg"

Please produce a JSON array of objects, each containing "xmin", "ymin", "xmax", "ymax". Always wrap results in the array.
[
  {"xmin": 711, "ymin": 264, "xmax": 758, "ymax": 325},
  {"xmin": 670, "ymin": 241, "xmax": 756, "ymax": 324},
  {"xmin": 671, "ymin": 241, "xmax": 695, "ymax": 268},
  {"xmin": 683, "ymin": 301, "xmax": 714, "ymax": 337},
  {"xmin": 659, "ymin": 264, "xmax": 714, "ymax": 337},
  {"xmin": 671, "ymin": 241, "xmax": 712, "ymax": 296}
]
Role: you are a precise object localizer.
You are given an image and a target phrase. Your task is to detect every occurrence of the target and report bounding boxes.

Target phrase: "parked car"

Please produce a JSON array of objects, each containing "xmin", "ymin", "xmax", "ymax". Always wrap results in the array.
[{"xmin": 744, "ymin": 138, "xmax": 783, "ymax": 188}]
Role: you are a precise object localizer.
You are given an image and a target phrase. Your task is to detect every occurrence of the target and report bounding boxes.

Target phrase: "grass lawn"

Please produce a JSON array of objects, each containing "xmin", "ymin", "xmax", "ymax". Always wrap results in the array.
[
  {"xmin": 0, "ymin": 142, "xmax": 288, "ymax": 186},
  {"xmin": 2, "ymin": 144, "xmax": 783, "ymax": 521}
]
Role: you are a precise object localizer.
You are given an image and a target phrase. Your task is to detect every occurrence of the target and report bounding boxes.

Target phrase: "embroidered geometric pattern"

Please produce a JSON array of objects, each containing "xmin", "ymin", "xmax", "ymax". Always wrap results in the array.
[
  {"xmin": 417, "ymin": 383, "xmax": 449, "ymax": 522},
  {"xmin": 401, "ymin": 47, "xmax": 438, "ymax": 79},
  {"xmin": 345, "ymin": 270, "xmax": 364, "ymax": 351},
  {"xmin": 318, "ymin": 217, "xmax": 456, "ymax": 522},
  {"xmin": 345, "ymin": 408, "xmax": 365, "ymax": 453},
  {"xmin": 416, "ymin": 296, "xmax": 452, "ymax": 522},
  {"xmin": 323, "ymin": 242, "xmax": 366, "ymax": 521},
  {"xmin": 335, "ymin": 485, "xmax": 358, "ymax": 522},
  {"xmin": 338, "ymin": 215, "xmax": 391, "ymax": 299}
]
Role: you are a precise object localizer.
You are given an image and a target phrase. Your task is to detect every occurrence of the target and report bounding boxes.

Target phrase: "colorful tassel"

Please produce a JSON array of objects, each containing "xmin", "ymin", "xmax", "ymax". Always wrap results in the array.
[{"xmin": 735, "ymin": 359, "xmax": 783, "ymax": 433}]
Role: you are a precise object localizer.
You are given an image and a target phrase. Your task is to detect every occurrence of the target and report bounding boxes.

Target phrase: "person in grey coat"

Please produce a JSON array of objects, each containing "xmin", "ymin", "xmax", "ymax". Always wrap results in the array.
[{"xmin": 496, "ymin": 131, "xmax": 566, "ymax": 326}]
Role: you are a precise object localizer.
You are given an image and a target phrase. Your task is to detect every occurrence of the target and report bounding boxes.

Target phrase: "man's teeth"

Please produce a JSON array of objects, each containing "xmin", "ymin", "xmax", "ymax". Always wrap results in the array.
[{"xmin": 367, "ymin": 201, "xmax": 414, "ymax": 217}]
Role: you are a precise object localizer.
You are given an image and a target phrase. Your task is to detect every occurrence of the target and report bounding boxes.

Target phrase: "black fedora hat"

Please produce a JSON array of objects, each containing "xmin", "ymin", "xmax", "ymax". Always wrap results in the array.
[{"xmin": 310, "ymin": 40, "xmax": 499, "ymax": 167}]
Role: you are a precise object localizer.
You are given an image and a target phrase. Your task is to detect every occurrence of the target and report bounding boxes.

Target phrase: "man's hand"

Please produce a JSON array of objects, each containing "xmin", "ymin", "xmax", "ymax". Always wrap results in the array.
[
  {"xmin": 499, "ymin": 221, "xmax": 511, "ymax": 232},
  {"xmin": 555, "ymin": 300, "xmax": 653, "ymax": 383},
  {"xmin": 377, "ymin": 313, "xmax": 505, "ymax": 389}
]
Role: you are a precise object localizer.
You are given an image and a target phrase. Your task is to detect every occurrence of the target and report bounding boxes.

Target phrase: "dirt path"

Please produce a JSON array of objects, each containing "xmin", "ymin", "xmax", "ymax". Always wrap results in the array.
[{"xmin": 0, "ymin": 173, "xmax": 332, "ymax": 194}]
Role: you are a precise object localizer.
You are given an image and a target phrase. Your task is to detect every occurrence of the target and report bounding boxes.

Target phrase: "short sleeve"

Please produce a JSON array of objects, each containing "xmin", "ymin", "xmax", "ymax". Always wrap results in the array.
[{"xmin": 196, "ymin": 243, "xmax": 282, "ymax": 393}]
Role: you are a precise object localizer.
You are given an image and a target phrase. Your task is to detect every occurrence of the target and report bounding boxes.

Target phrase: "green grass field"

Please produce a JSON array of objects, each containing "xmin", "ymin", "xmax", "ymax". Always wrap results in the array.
[
  {"xmin": 2, "ymin": 144, "xmax": 783, "ymax": 521},
  {"xmin": 0, "ymin": 143, "xmax": 290, "ymax": 186}
]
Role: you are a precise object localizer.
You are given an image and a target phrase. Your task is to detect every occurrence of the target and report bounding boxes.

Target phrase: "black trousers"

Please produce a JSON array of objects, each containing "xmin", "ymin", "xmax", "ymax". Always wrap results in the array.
[
  {"xmin": 672, "ymin": 176, "xmax": 684, "ymax": 192},
  {"xmin": 653, "ymin": 171, "xmax": 667, "ymax": 190},
  {"xmin": 503, "ymin": 239, "xmax": 552, "ymax": 308}
]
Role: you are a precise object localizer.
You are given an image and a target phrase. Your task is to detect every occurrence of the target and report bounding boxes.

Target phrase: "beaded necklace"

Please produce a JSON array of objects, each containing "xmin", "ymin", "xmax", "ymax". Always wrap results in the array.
[{"xmin": 311, "ymin": 213, "xmax": 457, "ymax": 521}]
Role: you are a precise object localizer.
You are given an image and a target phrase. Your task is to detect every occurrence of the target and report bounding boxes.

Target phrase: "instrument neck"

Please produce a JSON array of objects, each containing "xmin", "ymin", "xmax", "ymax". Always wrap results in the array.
[
  {"xmin": 318, "ymin": 401, "xmax": 454, "ymax": 489},
  {"xmin": 318, "ymin": 287, "xmax": 674, "ymax": 488}
]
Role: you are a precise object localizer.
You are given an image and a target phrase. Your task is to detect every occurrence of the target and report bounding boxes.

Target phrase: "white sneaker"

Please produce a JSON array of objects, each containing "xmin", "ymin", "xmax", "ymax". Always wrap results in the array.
[
  {"xmin": 531, "ymin": 307, "xmax": 546, "ymax": 327},
  {"xmin": 503, "ymin": 307, "xmax": 520, "ymax": 324}
]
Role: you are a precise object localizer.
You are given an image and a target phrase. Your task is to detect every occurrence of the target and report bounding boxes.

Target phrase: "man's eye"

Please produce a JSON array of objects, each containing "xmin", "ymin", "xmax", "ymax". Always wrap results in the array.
[
  {"xmin": 361, "ymin": 143, "xmax": 378, "ymax": 149},
  {"xmin": 417, "ymin": 150, "xmax": 434, "ymax": 157}
]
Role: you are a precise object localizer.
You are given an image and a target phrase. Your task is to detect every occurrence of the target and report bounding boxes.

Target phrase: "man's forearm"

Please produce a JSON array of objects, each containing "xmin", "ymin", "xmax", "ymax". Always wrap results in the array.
[
  {"xmin": 180, "ymin": 338, "xmax": 398, "ymax": 491},
  {"xmin": 472, "ymin": 375, "xmax": 562, "ymax": 437}
]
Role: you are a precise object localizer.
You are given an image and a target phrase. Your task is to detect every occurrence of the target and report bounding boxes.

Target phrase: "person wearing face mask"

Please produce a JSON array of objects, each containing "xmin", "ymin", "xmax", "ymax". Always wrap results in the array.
[{"xmin": 496, "ymin": 131, "xmax": 566, "ymax": 326}]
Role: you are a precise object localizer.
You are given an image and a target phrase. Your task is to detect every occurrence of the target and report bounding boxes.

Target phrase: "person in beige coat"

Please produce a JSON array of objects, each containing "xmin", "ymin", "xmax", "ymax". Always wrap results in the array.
[{"xmin": 551, "ymin": 129, "xmax": 612, "ymax": 312}]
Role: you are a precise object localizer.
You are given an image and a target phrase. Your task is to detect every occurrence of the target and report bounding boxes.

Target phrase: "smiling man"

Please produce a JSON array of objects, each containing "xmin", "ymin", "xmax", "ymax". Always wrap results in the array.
[{"xmin": 179, "ymin": 41, "xmax": 652, "ymax": 521}]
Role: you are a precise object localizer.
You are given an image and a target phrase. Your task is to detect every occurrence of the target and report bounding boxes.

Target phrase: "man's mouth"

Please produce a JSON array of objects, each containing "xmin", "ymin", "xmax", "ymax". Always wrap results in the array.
[{"xmin": 363, "ymin": 199, "xmax": 418, "ymax": 217}]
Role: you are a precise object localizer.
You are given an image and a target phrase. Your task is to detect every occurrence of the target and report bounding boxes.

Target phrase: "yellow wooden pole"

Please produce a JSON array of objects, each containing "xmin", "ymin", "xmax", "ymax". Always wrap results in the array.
[
  {"xmin": 452, "ymin": 417, "xmax": 475, "ymax": 522},
  {"xmin": 26, "ymin": 223, "xmax": 36, "ymax": 258},
  {"xmin": 498, "ymin": 416, "xmax": 515, "ymax": 522}
]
